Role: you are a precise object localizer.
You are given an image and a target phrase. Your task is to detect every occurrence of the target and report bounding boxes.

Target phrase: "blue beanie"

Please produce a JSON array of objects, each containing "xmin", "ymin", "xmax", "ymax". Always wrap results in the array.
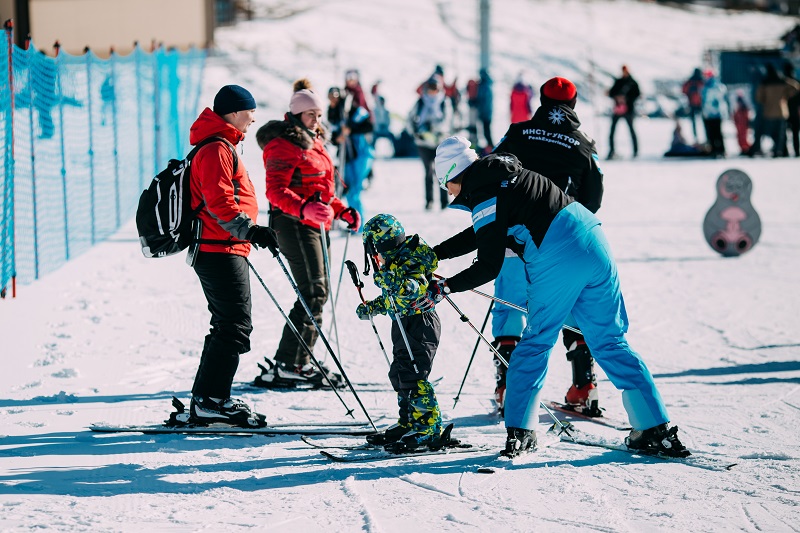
[{"xmin": 213, "ymin": 85, "xmax": 256, "ymax": 116}]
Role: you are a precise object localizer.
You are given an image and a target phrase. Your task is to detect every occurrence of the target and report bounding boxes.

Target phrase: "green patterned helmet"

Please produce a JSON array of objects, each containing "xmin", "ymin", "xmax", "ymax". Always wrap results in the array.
[{"xmin": 362, "ymin": 214, "xmax": 406, "ymax": 255}]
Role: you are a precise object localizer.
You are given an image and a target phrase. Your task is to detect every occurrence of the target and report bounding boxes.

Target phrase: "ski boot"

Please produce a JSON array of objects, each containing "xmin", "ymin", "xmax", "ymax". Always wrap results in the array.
[
  {"xmin": 492, "ymin": 337, "xmax": 518, "ymax": 417},
  {"xmin": 368, "ymin": 391, "xmax": 413, "ymax": 446},
  {"xmin": 502, "ymin": 427, "xmax": 537, "ymax": 458},
  {"xmin": 188, "ymin": 396, "xmax": 267, "ymax": 428},
  {"xmin": 564, "ymin": 342, "xmax": 602, "ymax": 417},
  {"xmin": 384, "ymin": 380, "xmax": 442, "ymax": 454},
  {"xmin": 366, "ymin": 423, "xmax": 411, "ymax": 446},
  {"xmin": 625, "ymin": 424, "xmax": 691, "ymax": 458},
  {"xmin": 254, "ymin": 357, "xmax": 344, "ymax": 389}
]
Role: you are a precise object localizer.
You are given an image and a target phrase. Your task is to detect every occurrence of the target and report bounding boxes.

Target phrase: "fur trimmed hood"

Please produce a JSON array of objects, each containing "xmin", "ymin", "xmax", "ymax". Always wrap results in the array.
[{"xmin": 257, "ymin": 119, "xmax": 315, "ymax": 151}]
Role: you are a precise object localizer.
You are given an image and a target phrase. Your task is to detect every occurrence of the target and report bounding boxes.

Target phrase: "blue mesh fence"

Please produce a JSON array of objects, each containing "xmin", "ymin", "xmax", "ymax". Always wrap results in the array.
[{"xmin": 0, "ymin": 30, "xmax": 206, "ymax": 294}]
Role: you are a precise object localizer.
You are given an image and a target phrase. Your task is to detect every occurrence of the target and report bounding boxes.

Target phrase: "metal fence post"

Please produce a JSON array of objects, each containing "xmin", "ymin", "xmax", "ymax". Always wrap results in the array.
[
  {"xmin": 153, "ymin": 45, "xmax": 161, "ymax": 170},
  {"xmin": 85, "ymin": 47, "xmax": 96, "ymax": 245},
  {"xmin": 109, "ymin": 47, "xmax": 120, "ymax": 228},
  {"xmin": 54, "ymin": 41, "xmax": 69, "ymax": 260},
  {"xmin": 26, "ymin": 46, "xmax": 39, "ymax": 280},
  {"xmin": 2, "ymin": 20, "xmax": 16, "ymax": 296},
  {"xmin": 134, "ymin": 43, "xmax": 144, "ymax": 191}
]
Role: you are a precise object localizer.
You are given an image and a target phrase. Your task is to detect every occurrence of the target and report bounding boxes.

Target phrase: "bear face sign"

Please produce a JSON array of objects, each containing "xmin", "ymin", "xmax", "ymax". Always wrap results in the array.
[{"xmin": 702, "ymin": 169, "xmax": 761, "ymax": 257}]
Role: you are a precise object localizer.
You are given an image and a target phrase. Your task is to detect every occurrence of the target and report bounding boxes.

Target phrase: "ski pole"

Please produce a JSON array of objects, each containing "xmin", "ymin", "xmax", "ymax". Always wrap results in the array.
[
  {"xmin": 270, "ymin": 251, "xmax": 378, "ymax": 431},
  {"xmin": 441, "ymin": 293, "xmax": 573, "ymax": 435},
  {"xmin": 327, "ymin": 230, "xmax": 351, "ymax": 341},
  {"xmin": 332, "ymin": 230, "xmax": 351, "ymax": 314},
  {"xmin": 365, "ymin": 254, "xmax": 418, "ymax": 374},
  {"xmin": 433, "ymin": 273, "xmax": 582, "ymax": 336},
  {"xmin": 442, "ymin": 294, "xmax": 508, "ymax": 367},
  {"xmin": 452, "ymin": 300, "xmax": 493, "ymax": 409},
  {"xmin": 319, "ymin": 221, "xmax": 342, "ymax": 361},
  {"xmin": 245, "ymin": 258, "xmax": 356, "ymax": 420},
  {"xmin": 345, "ymin": 260, "xmax": 392, "ymax": 367},
  {"xmin": 389, "ymin": 298, "xmax": 419, "ymax": 374}
]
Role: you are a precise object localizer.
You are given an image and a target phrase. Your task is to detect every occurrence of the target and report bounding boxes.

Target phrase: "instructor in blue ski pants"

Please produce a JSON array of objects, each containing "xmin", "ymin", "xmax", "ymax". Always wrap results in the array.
[
  {"xmin": 503, "ymin": 205, "xmax": 666, "ymax": 431},
  {"xmin": 431, "ymin": 136, "xmax": 687, "ymax": 457}
]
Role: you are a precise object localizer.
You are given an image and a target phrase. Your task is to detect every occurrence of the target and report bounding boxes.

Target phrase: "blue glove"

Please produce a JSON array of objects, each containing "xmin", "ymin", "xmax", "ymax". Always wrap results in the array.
[{"xmin": 356, "ymin": 302, "xmax": 376, "ymax": 321}]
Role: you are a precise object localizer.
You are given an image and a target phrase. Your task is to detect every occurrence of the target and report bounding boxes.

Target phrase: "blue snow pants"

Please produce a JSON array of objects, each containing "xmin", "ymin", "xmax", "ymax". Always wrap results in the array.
[
  {"xmin": 491, "ymin": 255, "xmax": 527, "ymax": 339},
  {"xmin": 504, "ymin": 203, "xmax": 670, "ymax": 431},
  {"xmin": 344, "ymin": 134, "xmax": 374, "ymax": 228}
]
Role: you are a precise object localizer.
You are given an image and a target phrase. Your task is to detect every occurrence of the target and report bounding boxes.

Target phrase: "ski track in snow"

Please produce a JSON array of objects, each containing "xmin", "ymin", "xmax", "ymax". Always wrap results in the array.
[{"xmin": 341, "ymin": 476, "xmax": 381, "ymax": 532}]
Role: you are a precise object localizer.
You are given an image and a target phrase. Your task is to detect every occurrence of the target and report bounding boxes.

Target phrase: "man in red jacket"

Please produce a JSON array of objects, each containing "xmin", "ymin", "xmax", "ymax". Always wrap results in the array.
[{"xmin": 186, "ymin": 84, "xmax": 278, "ymax": 427}]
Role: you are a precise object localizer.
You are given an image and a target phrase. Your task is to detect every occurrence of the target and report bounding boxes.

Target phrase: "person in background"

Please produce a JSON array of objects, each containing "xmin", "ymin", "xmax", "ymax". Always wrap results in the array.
[
  {"xmin": 663, "ymin": 120, "xmax": 711, "ymax": 158},
  {"xmin": 187, "ymin": 84, "xmax": 277, "ymax": 427},
  {"xmin": 371, "ymin": 80, "xmax": 395, "ymax": 151},
  {"xmin": 490, "ymin": 77, "xmax": 605, "ymax": 417},
  {"xmin": 253, "ymin": 79, "xmax": 360, "ymax": 389},
  {"xmin": 476, "ymin": 68, "xmax": 495, "ymax": 150},
  {"xmin": 509, "ymin": 73, "xmax": 534, "ymax": 124},
  {"xmin": 782, "ymin": 62, "xmax": 800, "ymax": 157},
  {"xmin": 342, "ymin": 69, "xmax": 375, "ymax": 218},
  {"xmin": 732, "ymin": 93, "xmax": 752, "ymax": 155},
  {"xmin": 681, "ymin": 68, "xmax": 705, "ymax": 142},
  {"xmin": 326, "ymin": 86, "xmax": 346, "ymax": 197},
  {"xmin": 431, "ymin": 136, "xmax": 690, "ymax": 459},
  {"xmin": 409, "ymin": 76, "xmax": 451, "ymax": 211},
  {"xmin": 465, "ymin": 77, "xmax": 481, "ymax": 147},
  {"xmin": 701, "ymin": 70, "xmax": 727, "ymax": 158},
  {"xmin": 751, "ymin": 63, "xmax": 800, "ymax": 157},
  {"xmin": 606, "ymin": 65, "xmax": 640, "ymax": 159}
]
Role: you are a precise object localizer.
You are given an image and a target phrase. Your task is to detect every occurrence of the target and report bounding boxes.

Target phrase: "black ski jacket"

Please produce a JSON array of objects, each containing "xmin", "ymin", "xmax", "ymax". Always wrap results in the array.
[
  {"xmin": 434, "ymin": 154, "xmax": 571, "ymax": 293},
  {"xmin": 495, "ymin": 103, "xmax": 604, "ymax": 213}
]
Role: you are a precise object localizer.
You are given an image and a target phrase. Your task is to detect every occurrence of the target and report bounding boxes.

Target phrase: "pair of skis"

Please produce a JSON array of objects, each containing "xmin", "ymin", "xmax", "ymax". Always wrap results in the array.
[{"xmin": 90, "ymin": 404, "xmax": 736, "ymax": 471}]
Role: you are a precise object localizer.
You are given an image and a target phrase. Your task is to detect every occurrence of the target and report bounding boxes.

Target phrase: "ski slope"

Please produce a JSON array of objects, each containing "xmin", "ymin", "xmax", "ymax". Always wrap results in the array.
[{"xmin": 1, "ymin": 1, "xmax": 798, "ymax": 531}]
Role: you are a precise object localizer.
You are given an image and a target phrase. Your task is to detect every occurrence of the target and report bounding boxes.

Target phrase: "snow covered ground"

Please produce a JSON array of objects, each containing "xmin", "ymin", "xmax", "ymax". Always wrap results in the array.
[{"xmin": 1, "ymin": 1, "xmax": 799, "ymax": 531}]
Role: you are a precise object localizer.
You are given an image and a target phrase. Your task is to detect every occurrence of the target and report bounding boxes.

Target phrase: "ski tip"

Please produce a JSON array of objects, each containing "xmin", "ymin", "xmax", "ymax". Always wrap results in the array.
[{"xmin": 476, "ymin": 467, "xmax": 495, "ymax": 474}]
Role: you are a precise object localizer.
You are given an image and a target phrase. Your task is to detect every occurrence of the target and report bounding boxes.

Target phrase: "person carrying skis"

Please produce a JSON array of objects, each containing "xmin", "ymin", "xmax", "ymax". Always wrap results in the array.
[
  {"xmin": 431, "ymin": 136, "xmax": 689, "ymax": 458},
  {"xmin": 489, "ymin": 77, "xmax": 604, "ymax": 418},
  {"xmin": 253, "ymin": 79, "xmax": 360, "ymax": 389},
  {"xmin": 356, "ymin": 214, "xmax": 451, "ymax": 453},
  {"xmin": 185, "ymin": 85, "xmax": 279, "ymax": 427}
]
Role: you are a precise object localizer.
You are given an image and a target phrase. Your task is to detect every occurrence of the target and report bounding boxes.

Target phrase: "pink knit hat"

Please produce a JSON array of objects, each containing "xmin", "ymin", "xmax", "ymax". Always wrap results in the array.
[{"xmin": 289, "ymin": 89, "xmax": 325, "ymax": 114}]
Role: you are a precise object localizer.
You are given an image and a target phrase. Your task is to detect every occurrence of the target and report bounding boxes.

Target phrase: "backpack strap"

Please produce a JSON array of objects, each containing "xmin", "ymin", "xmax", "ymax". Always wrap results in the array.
[
  {"xmin": 189, "ymin": 136, "xmax": 239, "ymax": 174},
  {"xmin": 187, "ymin": 136, "xmax": 246, "ymax": 245}
]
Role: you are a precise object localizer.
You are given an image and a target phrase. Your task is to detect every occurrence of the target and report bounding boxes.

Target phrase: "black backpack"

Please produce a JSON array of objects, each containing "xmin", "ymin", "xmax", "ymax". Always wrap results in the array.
[{"xmin": 136, "ymin": 136, "xmax": 239, "ymax": 258}]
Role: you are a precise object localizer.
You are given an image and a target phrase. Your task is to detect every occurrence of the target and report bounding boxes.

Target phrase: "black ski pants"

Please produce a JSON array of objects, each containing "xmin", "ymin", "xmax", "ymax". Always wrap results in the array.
[
  {"xmin": 271, "ymin": 213, "xmax": 330, "ymax": 367},
  {"xmin": 192, "ymin": 252, "xmax": 253, "ymax": 399},
  {"xmin": 608, "ymin": 112, "xmax": 638, "ymax": 156},
  {"xmin": 418, "ymin": 146, "xmax": 449, "ymax": 208},
  {"xmin": 389, "ymin": 310, "xmax": 441, "ymax": 391},
  {"xmin": 703, "ymin": 117, "xmax": 726, "ymax": 156}
]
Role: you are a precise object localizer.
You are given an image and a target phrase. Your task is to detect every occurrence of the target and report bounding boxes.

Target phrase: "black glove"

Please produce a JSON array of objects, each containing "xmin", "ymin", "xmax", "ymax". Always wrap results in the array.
[
  {"xmin": 247, "ymin": 225, "xmax": 279, "ymax": 255},
  {"xmin": 432, "ymin": 244, "xmax": 449, "ymax": 261}
]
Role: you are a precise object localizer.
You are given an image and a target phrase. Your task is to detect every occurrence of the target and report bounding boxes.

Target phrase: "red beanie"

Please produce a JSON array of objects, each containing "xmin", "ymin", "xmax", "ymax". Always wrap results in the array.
[{"xmin": 540, "ymin": 77, "xmax": 577, "ymax": 108}]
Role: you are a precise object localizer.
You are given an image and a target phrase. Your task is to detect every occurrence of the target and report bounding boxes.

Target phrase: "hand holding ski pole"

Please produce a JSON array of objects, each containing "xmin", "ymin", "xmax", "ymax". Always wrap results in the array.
[
  {"xmin": 432, "ymin": 273, "xmax": 582, "ymax": 336},
  {"xmin": 345, "ymin": 260, "xmax": 391, "ymax": 367}
]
